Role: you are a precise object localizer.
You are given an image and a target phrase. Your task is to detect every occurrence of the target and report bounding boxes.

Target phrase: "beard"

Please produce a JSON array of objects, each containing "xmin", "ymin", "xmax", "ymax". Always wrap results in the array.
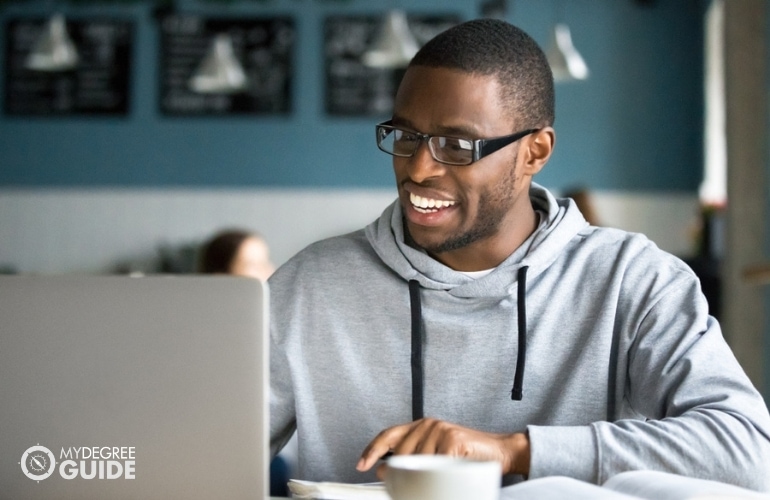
[{"xmin": 416, "ymin": 156, "xmax": 520, "ymax": 255}]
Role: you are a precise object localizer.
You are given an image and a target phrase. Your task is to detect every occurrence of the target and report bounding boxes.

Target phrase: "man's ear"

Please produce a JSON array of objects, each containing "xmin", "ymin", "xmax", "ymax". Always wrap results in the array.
[{"xmin": 521, "ymin": 127, "xmax": 555, "ymax": 176}]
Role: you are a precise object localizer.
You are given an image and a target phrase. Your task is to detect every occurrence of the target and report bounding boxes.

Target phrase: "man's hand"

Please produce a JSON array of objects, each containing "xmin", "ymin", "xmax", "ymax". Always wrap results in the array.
[{"xmin": 355, "ymin": 418, "xmax": 530, "ymax": 479}]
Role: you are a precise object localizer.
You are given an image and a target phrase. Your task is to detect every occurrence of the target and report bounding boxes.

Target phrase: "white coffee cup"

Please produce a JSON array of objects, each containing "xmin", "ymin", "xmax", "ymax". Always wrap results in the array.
[{"xmin": 384, "ymin": 454, "xmax": 501, "ymax": 500}]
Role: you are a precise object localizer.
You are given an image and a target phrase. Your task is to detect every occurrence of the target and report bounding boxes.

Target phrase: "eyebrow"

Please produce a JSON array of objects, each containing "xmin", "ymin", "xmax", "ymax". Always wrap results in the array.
[{"xmin": 391, "ymin": 116, "xmax": 482, "ymax": 139}]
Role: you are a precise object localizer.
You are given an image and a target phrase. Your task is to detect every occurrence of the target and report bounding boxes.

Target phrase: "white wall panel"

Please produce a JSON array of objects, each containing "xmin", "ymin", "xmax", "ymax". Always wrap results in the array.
[{"xmin": 0, "ymin": 189, "xmax": 698, "ymax": 274}]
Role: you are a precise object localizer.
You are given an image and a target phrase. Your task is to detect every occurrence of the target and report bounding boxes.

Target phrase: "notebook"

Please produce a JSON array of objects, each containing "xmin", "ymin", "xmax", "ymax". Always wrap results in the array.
[{"xmin": 0, "ymin": 274, "xmax": 269, "ymax": 500}]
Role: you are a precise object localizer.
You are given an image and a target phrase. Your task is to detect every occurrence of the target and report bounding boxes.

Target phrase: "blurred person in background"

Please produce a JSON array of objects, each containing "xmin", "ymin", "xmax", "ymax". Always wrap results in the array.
[{"xmin": 199, "ymin": 229, "xmax": 275, "ymax": 281}]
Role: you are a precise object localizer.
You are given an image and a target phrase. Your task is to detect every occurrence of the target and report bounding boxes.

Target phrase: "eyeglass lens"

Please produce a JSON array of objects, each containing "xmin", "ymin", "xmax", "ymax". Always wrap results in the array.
[{"xmin": 377, "ymin": 126, "xmax": 474, "ymax": 165}]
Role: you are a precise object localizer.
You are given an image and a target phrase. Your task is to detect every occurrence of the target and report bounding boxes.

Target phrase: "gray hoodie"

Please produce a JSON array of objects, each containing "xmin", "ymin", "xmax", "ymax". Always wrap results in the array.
[{"xmin": 269, "ymin": 183, "xmax": 770, "ymax": 490}]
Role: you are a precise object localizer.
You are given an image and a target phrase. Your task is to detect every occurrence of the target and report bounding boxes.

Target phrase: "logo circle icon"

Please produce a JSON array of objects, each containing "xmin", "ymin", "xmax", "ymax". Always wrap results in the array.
[{"xmin": 20, "ymin": 444, "xmax": 56, "ymax": 481}]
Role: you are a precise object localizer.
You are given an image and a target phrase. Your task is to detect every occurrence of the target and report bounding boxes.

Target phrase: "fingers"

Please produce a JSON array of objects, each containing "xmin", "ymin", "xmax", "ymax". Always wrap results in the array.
[
  {"xmin": 356, "ymin": 423, "xmax": 411, "ymax": 472},
  {"xmin": 393, "ymin": 418, "xmax": 442, "ymax": 455},
  {"xmin": 356, "ymin": 419, "xmax": 447, "ymax": 472},
  {"xmin": 356, "ymin": 419, "xmax": 529, "ymax": 476}
]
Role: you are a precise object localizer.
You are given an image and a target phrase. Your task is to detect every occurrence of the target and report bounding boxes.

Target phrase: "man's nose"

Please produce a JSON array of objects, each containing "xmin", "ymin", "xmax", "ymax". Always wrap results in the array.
[{"xmin": 405, "ymin": 140, "xmax": 446, "ymax": 183}]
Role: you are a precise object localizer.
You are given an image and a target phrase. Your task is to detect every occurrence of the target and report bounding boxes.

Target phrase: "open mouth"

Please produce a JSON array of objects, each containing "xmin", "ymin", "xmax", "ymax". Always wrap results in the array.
[{"xmin": 410, "ymin": 193, "xmax": 456, "ymax": 214}]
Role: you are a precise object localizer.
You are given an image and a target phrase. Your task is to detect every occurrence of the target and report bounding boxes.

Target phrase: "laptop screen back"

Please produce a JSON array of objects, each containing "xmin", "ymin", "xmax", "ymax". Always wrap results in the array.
[{"xmin": 0, "ymin": 275, "xmax": 269, "ymax": 500}]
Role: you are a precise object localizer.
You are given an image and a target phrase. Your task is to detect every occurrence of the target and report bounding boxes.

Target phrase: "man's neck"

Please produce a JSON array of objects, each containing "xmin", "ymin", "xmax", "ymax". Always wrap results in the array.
[{"xmin": 420, "ymin": 205, "xmax": 540, "ymax": 272}]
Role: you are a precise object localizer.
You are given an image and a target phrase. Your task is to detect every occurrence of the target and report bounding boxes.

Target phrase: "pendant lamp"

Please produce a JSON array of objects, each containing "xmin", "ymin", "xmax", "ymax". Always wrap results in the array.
[
  {"xmin": 189, "ymin": 33, "xmax": 248, "ymax": 94},
  {"xmin": 546, "ymin": 23, "xmax": 589, "ymax": 82},
  {"xmin": 25, "ymin": 14, "xmax": 79, "ymax": 72},
  {"xmin": 361, "ymin": 10, "xmax": 419, "ymax": 69}
]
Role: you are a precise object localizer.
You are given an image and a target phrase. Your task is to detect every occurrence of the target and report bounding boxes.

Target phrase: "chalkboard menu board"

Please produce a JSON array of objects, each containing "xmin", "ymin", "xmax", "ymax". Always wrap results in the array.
[
  {"xmin": 4, "ymin": 17, "xmax": 133, "ymax": 116},
  {"xmin": 324, "ymin": 14, "xmax": 459, "ymax": 116},
  {"xmin": 159, "ymin": 15, "xmax": 294, "ymax": 115}
]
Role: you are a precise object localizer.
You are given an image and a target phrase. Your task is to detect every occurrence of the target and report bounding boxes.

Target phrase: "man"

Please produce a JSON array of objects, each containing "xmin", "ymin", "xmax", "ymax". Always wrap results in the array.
[{"xmin": 269, "ymin": 19, "xmax": 770, "ymax": 489}]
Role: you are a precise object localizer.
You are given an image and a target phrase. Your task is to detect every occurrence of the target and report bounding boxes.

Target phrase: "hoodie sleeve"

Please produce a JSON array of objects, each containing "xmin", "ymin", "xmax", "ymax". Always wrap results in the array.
[
  {"xmin": 528, "ymin": 264, "xmax": 770, "ymax": 491},
  {"xmin": 268, "ymin": 262, "xmax": 299, "ymax": 459},
  {"xmin": 269, "ymin": 323, "xmax": 296, "ymax": 458}
]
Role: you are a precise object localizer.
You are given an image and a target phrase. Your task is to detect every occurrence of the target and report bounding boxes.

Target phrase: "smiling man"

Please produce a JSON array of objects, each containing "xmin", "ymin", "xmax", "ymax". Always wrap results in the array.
[
  {"xmin": 382, "ymin": 63, "xmax": 548, "ymax": 272},
  {"xmin": 268, "ymin": 19, "xmax": 770, "ymax": 490}
]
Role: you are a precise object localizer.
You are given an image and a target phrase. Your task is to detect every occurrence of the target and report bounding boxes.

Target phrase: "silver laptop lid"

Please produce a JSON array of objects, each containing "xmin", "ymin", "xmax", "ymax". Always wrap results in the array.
[{"xmin": 0, "ymin": 275, "xmax": 269, "ymax": 500}]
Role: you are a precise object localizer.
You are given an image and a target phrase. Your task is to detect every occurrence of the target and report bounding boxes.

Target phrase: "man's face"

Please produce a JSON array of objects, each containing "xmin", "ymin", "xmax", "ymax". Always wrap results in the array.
[{"xmin": 391, "ymin": 66, "xmax": 534, "ymax": 269}]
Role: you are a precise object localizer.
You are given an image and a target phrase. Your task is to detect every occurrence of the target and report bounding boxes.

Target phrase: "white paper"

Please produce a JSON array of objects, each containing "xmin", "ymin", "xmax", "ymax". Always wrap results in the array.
[
  {"xmin": 603, "ymin": 471, "xmax": 770, "ymax": 500},
  {"xmin": 500, "ymin": 476, "xmax": 641, "ymax": 500},
  {"xmin": 288, "ymin": 471, "xmax": 770, "ymax": 500},
  {"xmin": 498, "ymin": 472, "xmax": 770, "ymax": 500},
  {"xmin": 287, "ymin": 479, "xmax": 389, "ymax": 500}
]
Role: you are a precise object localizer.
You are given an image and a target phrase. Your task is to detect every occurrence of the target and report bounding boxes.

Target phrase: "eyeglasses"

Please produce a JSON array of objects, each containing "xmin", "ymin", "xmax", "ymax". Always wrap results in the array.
[{"xmin": 375, "ymin": 120, "xmax": 539, "ymax": 166}]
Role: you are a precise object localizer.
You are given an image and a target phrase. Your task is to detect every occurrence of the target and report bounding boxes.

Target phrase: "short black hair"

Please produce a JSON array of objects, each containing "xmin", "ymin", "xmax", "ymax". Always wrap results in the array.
[{"xmin": 409, "ymin": 18, "xmax": 555, "ymax": 129}]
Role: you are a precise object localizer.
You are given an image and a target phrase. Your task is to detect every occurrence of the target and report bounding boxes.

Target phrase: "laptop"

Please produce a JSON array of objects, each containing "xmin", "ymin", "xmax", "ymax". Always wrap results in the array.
[{"xmin": 0, "ymin": 275, "xmax": 269, "ymax": 500}]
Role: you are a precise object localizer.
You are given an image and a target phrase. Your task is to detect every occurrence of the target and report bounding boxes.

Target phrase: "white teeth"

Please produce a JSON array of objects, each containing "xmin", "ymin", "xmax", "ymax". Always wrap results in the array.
[{"xmin": 410, "ymin": 193, "xmax": 455, "ymax": 213}]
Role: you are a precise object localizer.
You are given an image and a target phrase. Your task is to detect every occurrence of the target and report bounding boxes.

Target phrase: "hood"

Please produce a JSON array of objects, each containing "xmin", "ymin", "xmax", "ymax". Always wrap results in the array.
[{"xmin": 364, "ymin": 182, "xmax": 588, "ymax": 299}]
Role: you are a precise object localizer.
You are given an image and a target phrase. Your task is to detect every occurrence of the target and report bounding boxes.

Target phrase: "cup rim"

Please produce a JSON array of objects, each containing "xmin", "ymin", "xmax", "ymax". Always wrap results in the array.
[{"xmin": 386, "ymin": 454, "xmax": 501, "ymax": 472}]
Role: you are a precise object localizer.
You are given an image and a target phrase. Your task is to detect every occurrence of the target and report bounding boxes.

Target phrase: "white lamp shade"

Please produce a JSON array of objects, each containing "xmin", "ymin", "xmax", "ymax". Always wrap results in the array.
[
  {"xmin": 546, "ymin": 23, "xmax": 589, "ymax": 82},
  {"xmin": 25, "ymin": 14, "xmax": 79, "ymax": 72},
  {"xmin": 189, "ymin": 33, "xmax": 249, "ymax": 94},
  {"xmin": 362, "ymin": 10, "xmax": 419, "ymax": 69}
]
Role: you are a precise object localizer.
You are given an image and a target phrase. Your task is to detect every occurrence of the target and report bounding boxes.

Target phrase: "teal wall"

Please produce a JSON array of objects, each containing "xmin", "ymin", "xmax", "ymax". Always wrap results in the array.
[{"xmin": 0, "ymin": 0, "xmax": 705, "ymax": 189}]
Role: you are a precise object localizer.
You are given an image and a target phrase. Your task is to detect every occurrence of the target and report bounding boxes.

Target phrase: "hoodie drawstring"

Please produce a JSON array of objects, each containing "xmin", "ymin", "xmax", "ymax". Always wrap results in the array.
[
  {"xmin": 408, "ymin": 279, "xmax": 424, "ymax": 420},
  {"xmin": 512, "ymin": 266, "xmax": 528, "ymax": 400},
  {"xmin": 408, "ymin": 266, "xmax": 530, "ymax": 418}
]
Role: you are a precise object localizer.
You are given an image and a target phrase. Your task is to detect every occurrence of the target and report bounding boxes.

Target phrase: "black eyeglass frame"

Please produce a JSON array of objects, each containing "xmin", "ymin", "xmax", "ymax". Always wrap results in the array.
[{"xmin": 375, "ymin": 120, "xmax": 540, "ymax": 166}]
